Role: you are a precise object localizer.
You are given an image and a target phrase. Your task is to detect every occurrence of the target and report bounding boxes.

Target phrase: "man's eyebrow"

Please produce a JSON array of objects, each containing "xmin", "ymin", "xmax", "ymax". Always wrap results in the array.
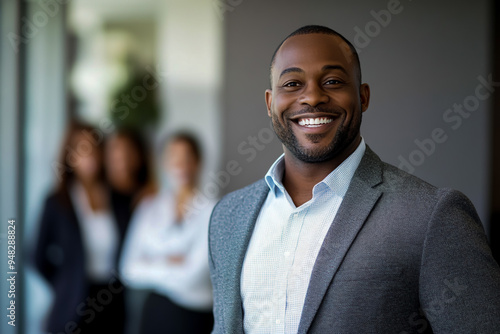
[
  {"xmin": 279, "ymin": 67, "xmax": 304, "ymax": 79},
  {"xmin": 322, "ymin": 65, "xmax": 348, "ymax": 74}
]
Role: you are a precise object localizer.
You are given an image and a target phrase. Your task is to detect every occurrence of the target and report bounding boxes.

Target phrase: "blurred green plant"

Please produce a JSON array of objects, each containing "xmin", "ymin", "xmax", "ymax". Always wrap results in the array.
[{"xmin": 109, "ymin": 66, "xmax": 161, "ymax": 132}]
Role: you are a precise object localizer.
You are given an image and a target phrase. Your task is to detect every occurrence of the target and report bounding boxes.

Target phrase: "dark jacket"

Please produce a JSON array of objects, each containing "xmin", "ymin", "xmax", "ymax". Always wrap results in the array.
[{"xmin": 34, "ymin": 189, "xmax": 131, "ymax": 332}]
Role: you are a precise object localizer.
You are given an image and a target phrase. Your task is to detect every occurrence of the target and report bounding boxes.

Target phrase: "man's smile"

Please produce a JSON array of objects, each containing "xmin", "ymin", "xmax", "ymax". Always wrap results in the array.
[
  {"xmin": 297, "ymin": 116, "xmax": 333, "ymax": 127},
  {"xmin": 287, "ymin": 113, "xmax": 340, "ymax": 134}
]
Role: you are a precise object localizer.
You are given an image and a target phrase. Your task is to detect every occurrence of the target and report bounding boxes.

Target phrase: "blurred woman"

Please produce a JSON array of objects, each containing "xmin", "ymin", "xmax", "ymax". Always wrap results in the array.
[
  {"xmin": 104, "ymin": 128, "xmax": 155, "ymax": 334},
  {"xmin": 34, "ymin": 122, "xmax": 126, "ymax": 334},
  {"xmin": 105, "ymin": 129, "xmax": 155, "ymax": 230},
  {"xmin": 120, "ymin": 132, "xmax": 215, "ymax": 334}
]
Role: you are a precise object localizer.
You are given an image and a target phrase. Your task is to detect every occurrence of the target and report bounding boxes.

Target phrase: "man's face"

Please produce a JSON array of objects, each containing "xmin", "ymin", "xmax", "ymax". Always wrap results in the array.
[{"xmin": 266, "ymin": 33, "xmax": 370, "ymax": 163}]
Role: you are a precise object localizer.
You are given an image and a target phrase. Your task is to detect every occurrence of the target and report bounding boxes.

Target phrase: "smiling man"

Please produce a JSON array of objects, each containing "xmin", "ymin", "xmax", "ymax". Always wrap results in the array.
[{"xmin": 208, "ymin": 25, "xmax": 500, "ymax": 334}]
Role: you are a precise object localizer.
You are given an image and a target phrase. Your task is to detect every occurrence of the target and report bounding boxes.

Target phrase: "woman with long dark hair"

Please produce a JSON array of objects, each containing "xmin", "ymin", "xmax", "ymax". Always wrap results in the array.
[
  {"xmin": 105, "ymin": 128, "xmax": 155, "ymax": 231},
  {"xmin": 34, "ymin": 122, "xmax": 128, "ymax": 334}
]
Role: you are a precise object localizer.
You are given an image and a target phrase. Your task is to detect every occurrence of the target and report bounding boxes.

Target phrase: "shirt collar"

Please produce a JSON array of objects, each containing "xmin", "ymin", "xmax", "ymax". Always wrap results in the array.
[{"xmin": 265, "ymin": 138, "xmax": 366, "ymax": 197}]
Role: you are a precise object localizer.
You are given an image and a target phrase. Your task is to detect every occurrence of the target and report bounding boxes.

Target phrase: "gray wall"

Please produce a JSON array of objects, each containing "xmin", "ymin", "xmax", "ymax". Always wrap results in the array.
[
  {"xmin": 22, "ymin": 2, "xmax": 69, "ymax": 333},
  {"xmin": 221, "ymin": 0, "xmax": 492, "ymax": 229}
]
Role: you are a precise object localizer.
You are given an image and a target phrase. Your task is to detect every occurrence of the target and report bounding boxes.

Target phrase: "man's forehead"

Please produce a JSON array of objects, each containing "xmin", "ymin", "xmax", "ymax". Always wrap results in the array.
[{"xmin": 273, "ymin": 34, "xmax": 355, "ymax": 73}]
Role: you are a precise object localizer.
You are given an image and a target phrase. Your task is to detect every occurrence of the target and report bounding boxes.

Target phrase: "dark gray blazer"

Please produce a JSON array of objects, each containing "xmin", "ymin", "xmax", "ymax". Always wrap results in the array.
[{"xmin": 208, "ymin": 147, "xmax": 500, "ymax": 333}]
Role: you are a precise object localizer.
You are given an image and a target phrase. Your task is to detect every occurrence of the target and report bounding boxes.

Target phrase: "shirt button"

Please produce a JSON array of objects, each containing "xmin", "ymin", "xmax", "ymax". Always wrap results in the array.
[
  {"xmin": 276, "ymin": 319, "xmax": 281, "ymax": 324},
  {"xmin": 284, "ymin": 251, "xmax": 290, "ymax": 257}
]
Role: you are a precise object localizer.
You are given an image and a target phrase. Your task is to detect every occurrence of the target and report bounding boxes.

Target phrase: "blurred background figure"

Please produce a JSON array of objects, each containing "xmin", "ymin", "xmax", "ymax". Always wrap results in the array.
[
  {"xmin": 105, "ymin": 128, "xmax": 156, "ymax": 229},
  {"xmin": 34, "ymin": 122, "xmax": 127, "ymax": 334},
  {"xmin": 104, "ymin": 128, "xmax": 155, "ymax": 334},
  {"xmin": 120, "ymin": 132, "xmax": 215, "ymax": 334}
]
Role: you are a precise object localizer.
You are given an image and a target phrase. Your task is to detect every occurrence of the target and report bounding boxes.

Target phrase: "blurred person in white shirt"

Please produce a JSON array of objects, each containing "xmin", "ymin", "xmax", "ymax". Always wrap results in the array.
[{"xmin": 120, "ymin": 132, "xmax": 215, "ymax": 334}]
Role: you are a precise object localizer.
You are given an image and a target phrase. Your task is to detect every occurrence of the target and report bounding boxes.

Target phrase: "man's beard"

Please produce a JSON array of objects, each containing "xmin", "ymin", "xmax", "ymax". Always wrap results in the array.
[{"xmin": 271, "ymin": 106, "xmax": 361, "ymax": 163}]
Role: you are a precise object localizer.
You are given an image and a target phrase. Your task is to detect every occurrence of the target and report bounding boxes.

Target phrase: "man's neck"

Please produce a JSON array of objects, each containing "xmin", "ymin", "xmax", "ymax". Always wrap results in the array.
[{"xmin": 282, "ymin": 137, "xmax": 361, "ymax": 207}]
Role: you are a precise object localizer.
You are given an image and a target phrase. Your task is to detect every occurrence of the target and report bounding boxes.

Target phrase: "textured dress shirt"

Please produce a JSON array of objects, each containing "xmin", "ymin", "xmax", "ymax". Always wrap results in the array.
[{"xmin": 241, "ymin": 139, "xmax": 366, "ymax": 334}]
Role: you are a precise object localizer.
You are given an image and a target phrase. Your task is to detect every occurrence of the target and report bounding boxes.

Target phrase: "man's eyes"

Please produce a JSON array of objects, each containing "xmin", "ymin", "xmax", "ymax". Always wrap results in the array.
[
  {"xmin": 283, "ymin": 81, "xmax": 300, "ymax": 87},
  {"xmin": 325, "ymin": 79, "xmax": 343, "ymax": 85},
  {"xmin": 282, "ymin": 79, "xmax": 343, "ymax": 88}
]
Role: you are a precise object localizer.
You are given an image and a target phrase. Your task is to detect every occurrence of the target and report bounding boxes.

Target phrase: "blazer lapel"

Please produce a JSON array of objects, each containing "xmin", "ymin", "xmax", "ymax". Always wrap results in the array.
[
  {"xmin": 297, "ymin": 147, "xmax": 384, "ymax": 334},
  {"xmin": 221, "ymin": 179, "xmax": 270, "ymax": 334}
]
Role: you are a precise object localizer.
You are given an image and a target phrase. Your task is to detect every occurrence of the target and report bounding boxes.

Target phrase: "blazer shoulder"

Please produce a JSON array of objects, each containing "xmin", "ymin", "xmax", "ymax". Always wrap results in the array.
[
  {"xmin": 44, "ymin": 191, "xmax": 62, "ymax": 207},
  {"xmin": 209, "ymin": 179, "xmax": 268, "ymax": 234},
  {"xmin": 369, "ymin": 153, "xmax": 479, "ymax": 220},
  {"xmin": 361, "ymin": 147, "xmax": 464, "ymax": 210},
  {"xmin": 360, "ymin": 146, "xmax": 436, "ymax": 195},
  {"xmin": 213, "ymin": 178, "xmax": 268, "ymax": 213},
  {"xmin": 43, "ymin": 189, "xmax": 74, "ymax": 212},
  {"xmin": 368, "ymin": 155, "xmax": 440, "ymax": 198}
]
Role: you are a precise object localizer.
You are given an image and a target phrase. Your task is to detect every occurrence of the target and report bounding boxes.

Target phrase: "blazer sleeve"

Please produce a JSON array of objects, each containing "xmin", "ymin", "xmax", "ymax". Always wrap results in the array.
[
  {"xmin": 33, "ymin": 195, "xmax": 58, "ymax": 285},
  {"xmin": 419, "ymin": 188, "xmax": 500, "ymax": 333}
]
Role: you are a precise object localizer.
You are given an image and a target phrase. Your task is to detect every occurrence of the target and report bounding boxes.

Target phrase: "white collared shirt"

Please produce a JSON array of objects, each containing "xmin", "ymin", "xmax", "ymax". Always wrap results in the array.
[
  {"xmin": 241, "ymin": 139, "xmax": 366, "ymax": 334},
  {"xmin": 119, "ymin": 190, "xmax": 215, "ymax": 311},
  {"xmin": 70, "ymin": 183, "xmax": 119, "ymax": 283}
]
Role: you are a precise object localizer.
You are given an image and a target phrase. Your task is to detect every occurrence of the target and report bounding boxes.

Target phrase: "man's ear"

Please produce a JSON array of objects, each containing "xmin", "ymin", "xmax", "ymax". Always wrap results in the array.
[
  {"xmin": 359, "ymin": 83, "xmax": 370, "ymax": 113},
  {"xmin": 265, "ymin": 89, "xmax": 273, "ymax": 117}
]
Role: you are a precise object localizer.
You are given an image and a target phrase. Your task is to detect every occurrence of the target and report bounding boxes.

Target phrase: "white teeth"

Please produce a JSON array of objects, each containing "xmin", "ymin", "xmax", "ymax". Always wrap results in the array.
[{"xmin": 298, "ymin": 117, "xmax": 333, "ymax": 126}]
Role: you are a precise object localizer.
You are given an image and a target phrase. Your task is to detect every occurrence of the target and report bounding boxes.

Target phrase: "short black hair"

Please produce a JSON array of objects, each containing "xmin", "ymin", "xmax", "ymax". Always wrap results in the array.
[{"xmin": 269, "ymin": 25, "xmax": 361, "ymax": 86}]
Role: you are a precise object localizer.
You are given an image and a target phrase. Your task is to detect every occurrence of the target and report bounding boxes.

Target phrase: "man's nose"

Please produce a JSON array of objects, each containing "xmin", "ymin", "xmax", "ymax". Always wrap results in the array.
[{"xmin": 298, "ymin": 82, "xmax": 329, "ymax": 107}]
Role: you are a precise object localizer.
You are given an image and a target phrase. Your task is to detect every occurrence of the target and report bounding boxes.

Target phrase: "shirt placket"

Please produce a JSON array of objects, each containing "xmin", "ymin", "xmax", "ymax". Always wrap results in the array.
[{"xmin": 273, "ymin": 209, "xmax": 304, "ymax": 333}]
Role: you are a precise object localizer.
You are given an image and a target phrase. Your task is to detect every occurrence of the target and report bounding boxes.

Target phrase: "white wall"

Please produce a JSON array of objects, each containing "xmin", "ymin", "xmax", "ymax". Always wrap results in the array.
[
  {"xmin": 157, "ymin": 0, "xmax": 224, "ymax": 186},
  {"xmin": 221, "ymin": 0, "xmax": 492, "ymax": 230}
]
